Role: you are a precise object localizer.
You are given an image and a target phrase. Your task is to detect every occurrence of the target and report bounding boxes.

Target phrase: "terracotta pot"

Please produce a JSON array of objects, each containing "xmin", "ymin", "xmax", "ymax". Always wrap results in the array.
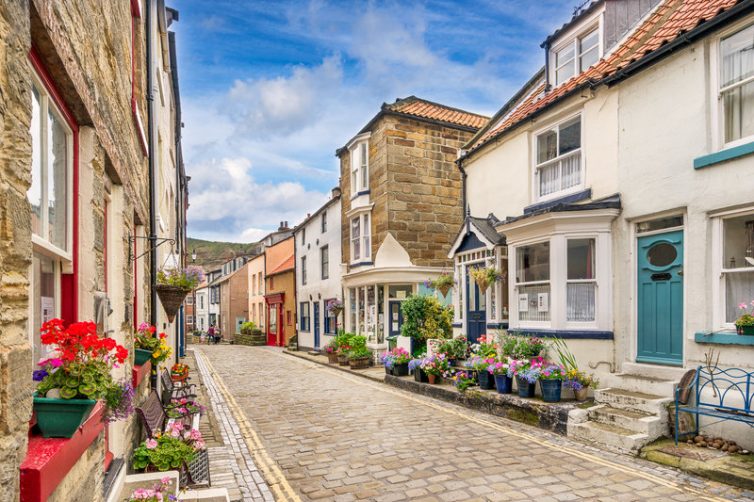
[
  {"xmin": 427, "ymin": 374, "xmax": 440, "ymax": 385},
  {"xmin": 574, "ymin": 388, "xmax": 589, "ymax": 401}
]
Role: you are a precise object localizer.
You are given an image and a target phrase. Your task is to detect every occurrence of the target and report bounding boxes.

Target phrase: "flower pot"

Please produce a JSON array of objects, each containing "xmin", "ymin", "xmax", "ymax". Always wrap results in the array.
[
  {"xmin": 349, "ymin": 357, "xmax": 370, "ymax": 370},
  {"xmin": 738, "ymin": 325, "xmax": 754, "ymax": 336},
  {"xmin": 337, "ymin": 354, "xmax": 349, "ymax": 366},
  {"xmin": 385, "ymin": 366, "xmax": 393, "ymax": 375},
  {"xmin": 135, "ymin": 348, "xmax": 152, "ymax": 366},
  {"xmin": 427, "ymin": 374, "xmax": 441, "ymax": 385},
  {"xmin": 477, "ymin": 370, "xmax": 495, "ymax": 390},
  {"xmin": 171, "ymin": 374, "xmax": 188, "ymax": 383},
  {"xmin": 155, "ymin": 285, "xmax": 191, "ymax": 323},
  {"xmin": 33, "ymin": 395, "xmax": 97, "ymax": 438},
  {"xmin": 413, "ymin": 368, "xmax": 428, "ymax": 383},
  {"xmin": 494, "ymin": 374, "xmax": 513, "ymax": 394},
  {"xmin": 447, "ymin": 359, "xmax": 457, "ymax": 368},
  {"xmin": 326, "ymin": 352, "xmax": 339, "ymax": 364},
  {"xmin": 393, "ymin": 363, "xmax": 409, "ymax": 377},
  {"xmin": 516, "ymin": 376, "xmax": 536, "ymax": 398},
  {"xmin": 574, "ymin": 387, "xmax": 589, "ymax": 401},
  {"xmin": 540, "ymin": 379, "xmax": 563, "ymax": 403}
]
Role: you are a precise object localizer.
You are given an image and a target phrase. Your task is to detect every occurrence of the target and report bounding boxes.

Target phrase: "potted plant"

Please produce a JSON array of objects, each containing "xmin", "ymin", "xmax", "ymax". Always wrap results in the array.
[
  {"xmin": 408, "ymin": 357, "xmax": 428, "ymax": 383},
  {"xmin": 327, "ymin": 299, "xmax": 344, "ymax": 330},
  {"xmin": 348, "ymin": 347, "xmax": 372, "ymax": 370},
  {"xmin": 132, "ymin": 422, "xmax": 205, "ymax": 472},
  {"xmin": 429, "ymin": 274, "xmax": 455, "ymax": 297},
  {"xmin": 488, "ymin": 360, "xmax": 513, "ymax": 394},
  {"xmin": 470, "ymin": 267, "xmax": 501, "ymax": 294},
  {"xmin": 135, "ymin": 322, "xmax": 172, "ymax": 370},
  {"xmin": 134, "ymin": 323, "xmax": 158, "ymax": 366},
  {"xmin": 381, "ymin": 347, "xmax": 411, "ymax": 376},
  {"xmin": 124, "ymin": 476, "xmax": 177, "ymax": 502},
  {"xmin": 565, "ymin": 370, "xmax": 599, "ymax": 401},
  {"xmin": 469, "ymin": 334, "xmax": 498, "ymax": 358},
  {"xmin": 420, "ymin": 354, "xmax": 449, "ymax": 384},
  {"xmin": 165, "ymin": 398, "xmax": 205, "ymax": 424},
  {"xmin": 466, "ymin": 356, "xmax": 496, "ymax": 390},
  {"xmin": 155, "ymin": 266, "xmax": 204, "ymax": 322},
  {"xmin": 735, "ymin": 301, "xmax": 754, "ymax": 336},
  {"xmin": 33, "ymin": 319, "xmax": 131, "ymax": 438},
  {"xmin": 511, "ymin": 357, "xmax": 543, "ymax": 398},
  {"xmin": 170, "ymin": 363, "xmax": 189, "ymax": 382},
  {"xmin": 437, "ymin": 337, "xmax": 468, "ymax": 366},
  {"xmin": 335, "ymin": 331, "xmax": 353, "ymax": 366},
  {"xmin": 539, "ymin": 364, "xmax": 566, "ymax": 402},
  {"xmin": 451, "ymin": 370, "xmax": 476, "ymax": 393},
  {"xmin": 324, "ymin": 339, "xmax": 339, "ymax": 364}
]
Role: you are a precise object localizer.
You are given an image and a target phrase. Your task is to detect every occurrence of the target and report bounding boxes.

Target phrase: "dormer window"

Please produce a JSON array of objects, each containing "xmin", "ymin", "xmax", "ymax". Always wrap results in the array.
[
  {"xmin": 350, "ymin": 141, "xmax": 369, "ymax": 194},
  {"xmin": 554, "ymin": 26, "xmax": 600, "ymax": 86}
]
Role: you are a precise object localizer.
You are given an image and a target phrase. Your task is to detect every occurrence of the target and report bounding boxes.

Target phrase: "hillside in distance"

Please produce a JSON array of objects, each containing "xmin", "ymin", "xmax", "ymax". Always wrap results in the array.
[{"xmin": 187, "ymin": 237, "xmax": 260, "ymax": 272}]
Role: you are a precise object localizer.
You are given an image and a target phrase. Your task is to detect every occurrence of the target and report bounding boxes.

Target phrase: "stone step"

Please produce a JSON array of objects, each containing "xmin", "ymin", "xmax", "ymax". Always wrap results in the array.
[
  {"xmin": 594, "ymin": 387, "xmax": 671, "ymax": 415},
  {"xmin": 602, "ymin": 371, "xmax": 676, "ymax": 396},
  {"xmin": 568, "ymin": 420, "xmax": 651, "ymax": 455},
  {"xmin": 588, "ymin": 404, "xmax": 666, "ymax": 437}
]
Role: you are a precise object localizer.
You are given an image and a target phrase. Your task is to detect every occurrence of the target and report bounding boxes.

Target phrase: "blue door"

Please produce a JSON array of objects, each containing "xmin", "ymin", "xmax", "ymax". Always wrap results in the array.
[
  {"xmin": 466, "ymin": 265, "xmax": 486, "ymax": 344},
  {"xmin": 313, "ymin": 301, "xmax": 321, "ymax": 349},
  {"xmin": 389, "ymin": 301, "xmax": 403, "ymax": 338},
  {"xmin": 637, "ymin": 230, "xmax": 684, "ymax": 365}
]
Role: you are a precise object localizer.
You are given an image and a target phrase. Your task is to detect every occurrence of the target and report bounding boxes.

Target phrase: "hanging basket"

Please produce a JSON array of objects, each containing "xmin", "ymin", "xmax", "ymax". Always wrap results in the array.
[
  {"xmin": 474, "ymin": 276, "xmax": 491, "ymax": 294},
  {"xmin": 155, "ymin": 284, "xmax": 191, "ymax": 322}
]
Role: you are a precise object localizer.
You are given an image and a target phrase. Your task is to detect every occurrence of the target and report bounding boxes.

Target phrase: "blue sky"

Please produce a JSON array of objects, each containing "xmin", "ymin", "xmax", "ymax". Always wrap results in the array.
[{"xmin": 172, "ymin": 0, "xmax": 578, "ymax": 242}]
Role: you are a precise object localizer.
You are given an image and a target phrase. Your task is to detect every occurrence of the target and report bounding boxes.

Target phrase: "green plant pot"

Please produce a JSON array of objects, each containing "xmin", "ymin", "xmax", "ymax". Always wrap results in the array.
[
  {"xmin": 135, "ymin": 348, "xmax": 152, "ymax": 366},
  {"xmin": 738, "ymin": 325, "xmax": 754, "ymax": 336},
  {"xmin": 33, "ymin": 394, "xmax": 97, "ymax": 438}
]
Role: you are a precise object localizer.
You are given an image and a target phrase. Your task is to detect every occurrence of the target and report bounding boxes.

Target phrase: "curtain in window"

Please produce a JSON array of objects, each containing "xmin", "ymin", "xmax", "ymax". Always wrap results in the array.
[
  {"xmin": 722, "ymin": 25, "xmax": 754, "ymax": 142},
  {"xmin": 725, "ymin": 271, "xmax": 754, "ymax": 323}
]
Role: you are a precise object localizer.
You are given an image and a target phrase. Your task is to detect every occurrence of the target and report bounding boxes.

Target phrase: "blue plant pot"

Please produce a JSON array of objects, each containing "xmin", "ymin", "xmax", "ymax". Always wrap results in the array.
[
  {"xmin": 494, "ymin": 374, "xmax": 513, "ymax": 394},
  {"xmin": 540, "ymin": 379, "xmax": 563, "ymax": 403},
  {"xmin": 516, "ymin": 376, "xmax": 536, "ymax": 398},
  {"xmin": 477, "ymin": 370, "xmax": 495, "ymax": 390}
]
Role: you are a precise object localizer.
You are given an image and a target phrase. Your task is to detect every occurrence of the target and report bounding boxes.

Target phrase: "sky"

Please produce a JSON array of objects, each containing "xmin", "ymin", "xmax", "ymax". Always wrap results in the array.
[{"xmin": 171, "ymin": 0, "xmax": 580, "ymax": 243}]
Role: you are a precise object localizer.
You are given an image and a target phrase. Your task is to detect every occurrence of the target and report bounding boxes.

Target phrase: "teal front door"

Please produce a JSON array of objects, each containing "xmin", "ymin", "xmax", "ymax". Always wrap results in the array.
[{"xmin": 637, "ymin": 230, "xmax": 684, "ymax": 365}]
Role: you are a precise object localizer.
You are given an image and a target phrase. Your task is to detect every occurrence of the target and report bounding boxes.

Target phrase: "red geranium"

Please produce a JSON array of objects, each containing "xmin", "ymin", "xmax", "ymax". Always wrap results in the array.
[{"xmin": 40, "ymin": 319, "xmax": 129, "ymax": 365}]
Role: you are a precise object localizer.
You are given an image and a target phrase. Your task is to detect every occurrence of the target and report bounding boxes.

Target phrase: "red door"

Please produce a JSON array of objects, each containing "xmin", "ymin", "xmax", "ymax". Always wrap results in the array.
[{"xmin": 267, "ymin": 304, "xmax": 278, "ymax": 346}]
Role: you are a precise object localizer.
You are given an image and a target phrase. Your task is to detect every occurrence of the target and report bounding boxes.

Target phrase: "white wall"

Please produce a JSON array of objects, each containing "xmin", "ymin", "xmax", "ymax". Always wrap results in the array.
[{"xmin": 294, "ymin": 197, "xmax": 342, "ymax": 349}]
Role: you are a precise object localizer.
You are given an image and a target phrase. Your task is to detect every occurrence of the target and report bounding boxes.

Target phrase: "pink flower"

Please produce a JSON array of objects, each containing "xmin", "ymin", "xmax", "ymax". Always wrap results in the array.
[
  {"xmin": 145, "ymin": 438, "xmax": 158, "ymax": 449},
  {"xmin": 740, "ymin": 303, "xmax": 748, "ymax": 310},
  {"xmin": 161, "ymin": 476, "xmax": 171, "ymax": 484}
]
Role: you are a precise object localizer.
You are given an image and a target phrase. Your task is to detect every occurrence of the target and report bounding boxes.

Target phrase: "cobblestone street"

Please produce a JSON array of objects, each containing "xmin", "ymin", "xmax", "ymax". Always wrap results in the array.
[{"xmin": 194, "ymin": 345, "xmax": 749, "ymax": 502}]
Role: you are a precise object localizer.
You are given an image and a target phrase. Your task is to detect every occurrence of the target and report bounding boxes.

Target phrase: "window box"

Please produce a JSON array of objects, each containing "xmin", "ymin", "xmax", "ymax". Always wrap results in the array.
[
  {"xmin": 132, "ymin": 360, "xmax": 152, "ymax": 388},
  {"xmin": 695, "ymin": 331, "xmax": 754, "ymax": 347}
]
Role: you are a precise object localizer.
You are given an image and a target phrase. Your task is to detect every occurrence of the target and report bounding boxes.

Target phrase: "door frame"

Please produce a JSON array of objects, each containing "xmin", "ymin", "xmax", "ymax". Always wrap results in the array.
[
  {"xmin": 632, "ymin": 215, "xmax": 686, "ymax": 366},
  {"xmin": 465, "ymin": 263, "xmax": 487, "ymax": 344}
]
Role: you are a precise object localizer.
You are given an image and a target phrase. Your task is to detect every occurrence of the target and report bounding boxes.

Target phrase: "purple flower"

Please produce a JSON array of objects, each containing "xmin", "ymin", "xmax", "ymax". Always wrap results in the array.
[{"xmin": 32, "ymin": 369, "xmax": 48, "ymax": 382}]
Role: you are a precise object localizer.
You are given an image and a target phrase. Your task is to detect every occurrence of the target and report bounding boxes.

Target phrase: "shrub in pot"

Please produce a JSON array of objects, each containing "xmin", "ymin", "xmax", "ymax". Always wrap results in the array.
[
  {"xmin": 135, "ymin": 322, "xmax": 173, "ymax": 369},
  {"xmin": 324, "ymin": 339, "xmax": 339, "ymax": 364},
  {"xmin": 551, "ymin": 337, "xmax": 598, "ymax": 400}
]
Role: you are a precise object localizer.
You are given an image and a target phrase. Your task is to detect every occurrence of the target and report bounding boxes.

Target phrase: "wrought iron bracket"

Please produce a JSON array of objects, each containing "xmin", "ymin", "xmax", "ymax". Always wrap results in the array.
[{"xmin": 128, "ymin": 234, "xmax": 175, "ymax": 264}]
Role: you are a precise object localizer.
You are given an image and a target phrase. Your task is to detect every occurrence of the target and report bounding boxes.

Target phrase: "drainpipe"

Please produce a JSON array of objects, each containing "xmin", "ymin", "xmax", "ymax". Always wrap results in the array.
[
  {"xmin": 456, "ymin": 157, "xmax": 467, "ymax": 221},
  {"xmin": 543, "ymin": 41, "xmax": 551, "ymax": 93},
  {"xmin": 146, "ymin": 0, "xmax": 158, "ymax": 388}
]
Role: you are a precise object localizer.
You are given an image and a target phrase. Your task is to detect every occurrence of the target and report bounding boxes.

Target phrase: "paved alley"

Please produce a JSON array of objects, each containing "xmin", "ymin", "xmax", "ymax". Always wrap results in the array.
[{"xmin": 194, "ymin": 345, "xmax": 749, "ymax": 502}]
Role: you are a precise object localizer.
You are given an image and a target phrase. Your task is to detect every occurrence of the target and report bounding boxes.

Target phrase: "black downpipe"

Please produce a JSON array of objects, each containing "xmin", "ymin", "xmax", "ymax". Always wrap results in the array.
[
  {"xmin": 543, "ymin": 40, "xmax": 551, "ymax": 93},
  {"xmin": 146, "ymin": 0, "xmax": 158, "ymax": 388},
  {"xmin": 457, "ymin": 159, "xmax": 467, "ymax": 221}
]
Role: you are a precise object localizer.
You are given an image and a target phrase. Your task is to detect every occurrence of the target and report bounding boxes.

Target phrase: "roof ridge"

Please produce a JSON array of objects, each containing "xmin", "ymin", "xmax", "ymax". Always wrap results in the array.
[{"xmin": 387, "ymin": 95, "xmax": 490, "ymax": 119}]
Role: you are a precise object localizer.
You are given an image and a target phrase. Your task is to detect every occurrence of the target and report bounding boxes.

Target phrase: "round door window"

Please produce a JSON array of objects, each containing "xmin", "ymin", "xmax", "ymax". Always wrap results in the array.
[{"xmin": 647, "ymin": 242, "xmax": 677, "ymax": 267}]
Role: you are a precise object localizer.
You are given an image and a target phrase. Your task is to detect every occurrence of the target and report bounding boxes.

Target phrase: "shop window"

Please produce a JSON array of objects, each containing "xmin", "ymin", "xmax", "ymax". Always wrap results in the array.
[
  {"xmin": 567, "ymin": 238, "xmax": 596, "ymax": 322},
  {"xmin": 516, "ymin": 242, "xmax": 550, "ymax": 322},
  {"xmin": 721, "ymin": 213, "xmax": 754, "ymax": 324}
]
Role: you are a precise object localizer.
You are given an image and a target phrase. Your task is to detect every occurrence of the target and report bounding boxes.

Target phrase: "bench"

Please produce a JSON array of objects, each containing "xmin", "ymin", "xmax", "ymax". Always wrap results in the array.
[
  {"xmin": 674, "ymin": 365, "xmax": 754, "ymax": 445},
  {"xmin": 160, "ymin": 369, "xmax": 197, "ymax": 407},
  {"xmin": 135, "ymin": 391, "xmax": 168, "ymax": 439}
]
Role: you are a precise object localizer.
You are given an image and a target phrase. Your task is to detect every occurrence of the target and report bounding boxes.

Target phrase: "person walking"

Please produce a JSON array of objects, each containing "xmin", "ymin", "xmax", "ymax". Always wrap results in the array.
[
  {"xmin": 207, "ymin": 324, "xmax": 216, "ymax": 345},
  {"xmin": 214, "ymin": 327, "xmax": 222, "ymax": 344}
]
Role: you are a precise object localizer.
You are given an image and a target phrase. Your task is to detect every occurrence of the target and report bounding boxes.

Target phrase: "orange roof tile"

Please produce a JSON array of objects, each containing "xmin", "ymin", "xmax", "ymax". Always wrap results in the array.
[
  {"xmin": 386, "ymin": 96, "xmax": 489, "ymax": 130},
  {"xmin": 268, "ymin": 254, "xmax": 294, "ymax": 276},
  {"xmin": 469, "ymin": 0, "xmax": 741, "ymax": 153}
]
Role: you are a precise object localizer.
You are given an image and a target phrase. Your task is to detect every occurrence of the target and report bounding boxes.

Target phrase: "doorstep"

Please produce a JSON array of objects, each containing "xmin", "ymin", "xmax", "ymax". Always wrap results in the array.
[
  {"xmin": 384, "ymin": 375, "xmax": 585, "ymax": 435},
  {"xmin": 641, "ymin": 439, "xmax": 754, "ymax": 492},
  {"xmin": 282, "ymin": 349, "xmax": 386, "ymax": 383}
]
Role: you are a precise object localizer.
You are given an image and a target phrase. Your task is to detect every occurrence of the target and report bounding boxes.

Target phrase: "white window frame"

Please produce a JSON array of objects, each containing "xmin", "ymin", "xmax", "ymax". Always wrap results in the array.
[
  {"xmin": 348, "ymin": 137, "xmax": 370, "ymax": 195},
  {"xmin": 550, "ymin": 19, "xmax": 602, "ymax": 87},
  {"xmin": 565, "ymin": 237, "xmax": 598, "ymax": 324},
  {"xmin": 532, "ymin": 113, "xmax": 584, "ymax": 202},
  {"xmin": 712, "ymin": 206, "xmax": 754, "ymax": 331},
  {"xmin": 513, "ymin": 239, "xmax": 552, "ymax": 328},
  {"xmin": 349, "ymin": 212, "xmax": 371, "ymax": 264},
  {"xmin": 321, "ymin": 245, "xmax": 329, "ymax": 280},
  {"xmin": 711, "ymin": 18, "xmax": 754, "ymax": 150},
  {"xmin": 301, "ymin": 256, "xmax": 307, "ymax": 285}
]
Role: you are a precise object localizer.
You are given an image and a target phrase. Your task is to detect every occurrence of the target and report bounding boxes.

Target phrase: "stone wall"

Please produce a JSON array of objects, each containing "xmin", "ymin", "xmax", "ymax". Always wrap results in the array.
[{"xmin": 0, "ymin": 1, "xmax": 34, "ymax": 498}]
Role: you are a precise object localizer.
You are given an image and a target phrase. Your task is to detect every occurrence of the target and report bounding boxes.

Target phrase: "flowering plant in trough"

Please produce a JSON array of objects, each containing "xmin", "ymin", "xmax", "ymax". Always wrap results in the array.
[
  {"xmin": 34, "ymin": 319, "xmax": 132, "ymax": 419},
  {"xmin": 465, "ymin": 356, "xmax": 495, "ymax": 372},
  {"xmin": 420, "ymin": 354, "xmax": 450, "ymax": 376},
  {"xmin": 165, "ymin": 398, "xmax": 205, "ymax": 420},
  {"xmin": 381, "ymin": 347, "xmax": 411, "ymax": 369},
  {"xmin": 510, "ymin": 357, "xmax": 545, "ymax": 383},
  {"xmin": 135, "ymin": 322, "xmax": 172, "ymax": 365},
  {"xmin": 486, "ymin": 359, "xmax": 510, "ymax": 376},
  {"xmin": 565, "ymin": 369, "xmax": 599, "ymax": 391},
  {"xmin": 125, "ymin": 476, "xmax": 177, "ymax": 502},
  {"xmin": 451, "ymin": 371, "xmax": 476, "ymax": 393},
  {"xmin": 132, "ymin": 422, "xmax": 205, "ymax": 472},
  {"xmin": 469, "ymin": 334, "xmax": 498, "ymax": 358},
  {"xmin": 539, "ymin": 363, "xmax": 566, "ymax": 380}
]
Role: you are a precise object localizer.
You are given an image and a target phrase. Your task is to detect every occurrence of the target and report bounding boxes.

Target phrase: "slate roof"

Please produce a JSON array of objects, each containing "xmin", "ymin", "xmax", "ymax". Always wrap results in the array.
[
  {"xmin": 499, "ymin": 194, "xmax": 622, "ymax": 226},
  {"xmin": 267, "ymin": 254, "xmax": 294, "ymax": 276},
  {"xmin": 385, "ymin": 96, "xmax": 489, "ymax": 130},
  {"xmin": 468, "ymin": 0, "xmax": 745, "ymax": 155},
  {"xmin": 469, "ymin": 215, "xmax": 506, "ymax": 245}
]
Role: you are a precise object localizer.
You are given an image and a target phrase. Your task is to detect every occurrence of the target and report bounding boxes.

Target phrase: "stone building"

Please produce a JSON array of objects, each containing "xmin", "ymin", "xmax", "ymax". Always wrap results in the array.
[
  {"xmin": 337, "ymin": 96, "xmax": 487, "ymax": 348},
  {"xmin": 0, "ymin": 1, "xmax": 185, "ymax": 500},
  {"xmin": 217, "ymin": 262, "xmax": 251, "ymax": 337},
  {"xmin": 294, "ymin": 188, "xmax": 342, "ymax": 351},
  {"xmin": 264, "ymin": 237, "xmax": 296, "ymax": 347}
]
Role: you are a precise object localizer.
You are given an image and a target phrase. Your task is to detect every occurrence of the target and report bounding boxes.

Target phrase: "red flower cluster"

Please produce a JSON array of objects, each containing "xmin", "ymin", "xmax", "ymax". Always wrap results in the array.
[{"xmin": 41, "ymin": 319, "xmax": 129, "ymax": 364}]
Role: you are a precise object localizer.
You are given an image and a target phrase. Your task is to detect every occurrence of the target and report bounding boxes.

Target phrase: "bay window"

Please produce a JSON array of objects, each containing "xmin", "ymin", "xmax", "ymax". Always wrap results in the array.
[
  {"xmin": 719, "ymin": 212, "xmax": 754, "ymax": 325},
  {"xmin": 567, "ymin": 238, "xmax": 596, "ymax": 322},
  {"xmin": 516, "ymin": 242, "xmax": 550, "ymax": 322},
  {"xmin": 350, "ymin": 213, "xmax": 371, "ymax": 263},
  {"xmin": 350, "ymin": 141, "xmax": 369, "ymax": 193},
  {"xmin": 535, "ymin": 116, "xmax": 582, "ymax": 199},
  {"xmin": 720, "ymin": 23, "xmax": 754, "ymax": 145}
]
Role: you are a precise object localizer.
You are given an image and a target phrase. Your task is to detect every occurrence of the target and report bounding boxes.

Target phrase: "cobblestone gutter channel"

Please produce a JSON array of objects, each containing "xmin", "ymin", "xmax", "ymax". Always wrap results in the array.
[{"xmin": 192, "ymin": 348, "xmax": 296, "ymax": 502}]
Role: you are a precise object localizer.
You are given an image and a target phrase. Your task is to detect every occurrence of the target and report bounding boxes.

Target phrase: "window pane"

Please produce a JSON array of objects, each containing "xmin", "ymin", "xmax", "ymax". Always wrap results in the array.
[
  {"xmin": 579, "ymin": 29, "xmax": 599, "ymax": 53},
  {"xmin": 556, "ymin": 65, "xmax": 575, "ymax": 85},
  {"xmin": 568, "ymin": 239, "xmax": 595, "ymax": 280},
  {"xmin": 32, "ymin": 253, "xmax": 57, "ymax": 363},
  {"xmin": 517, "ymin": 284, "xmax": 551, "ymax": 322},
  {"xmin": 723, "ymin": 214, "xmax": 754, "ymax": 268},
  {"xmin": 516, "ymin": 242, "xmax": 550, "ymax": 282},
  {"xmin": 561, "ymin": 152, "xmax": 581, "ymax": 189},
  {"xmin": 580, "ymin": 46, "xmax": 599, "ymax": 71},
  {"xmin": 725, "ymin": 271, "xmax": 754, "ymax": 323},
  {"xmin": 567, "ymin": 283, "xmax": 595, "ymax": 321},
  {"xmin": 29, "ymin": 86, "xmax": 43, "ymax": 237},
  {"xmin": 537, "ymin": 130, "xmax": 557, "ymax": 164},
  {"xmin": 351, "ymin": 217, "xmax": 360, "ymax": 260},
  {"xmin": 349, "ymin": 288, "xmax": 357, "ymax": 329},
  {"xmin": 579, "ymin": 29, "xmax": 599, "ymax": 71},
  {"xmin": 559, "ymin": 117, "xmax": 581, "ymax": 155},
  {"xmin": 48, "ymin": 109, "xmax": 68, "ymax": 250},
  {"xmin": 721, "ymin": 24, "xmax": 754, "ymax": 88},
  {"xmin": 556, "ymin": 44, "xmax": 574, "ymax": 68},
  {"xmin": 723, "ymin": 81, "xmax": 754, "ymax": 143},
  {"xmin": 363, "ymin": 214, "xmax": 370, "ymax": 258},
  {"xmin": 539, "ymin": 161, "xmax": 560, "ymax": 196}
]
